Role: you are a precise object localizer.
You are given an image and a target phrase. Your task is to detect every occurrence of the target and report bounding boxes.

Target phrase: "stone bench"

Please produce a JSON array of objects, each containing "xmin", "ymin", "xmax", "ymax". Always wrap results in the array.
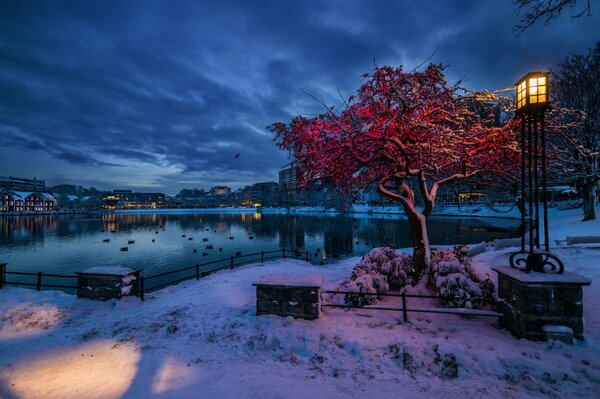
[
  {"xmin": 254, "ymin": 276, "xmax": 323, "ymax": 320},
  {"xmin": 555, "ymin": 236, "xmax": 600, "ymax": 246},
  {"xmin": 76, "ymin": 266, "xmax": 142, "ymax": 300}
]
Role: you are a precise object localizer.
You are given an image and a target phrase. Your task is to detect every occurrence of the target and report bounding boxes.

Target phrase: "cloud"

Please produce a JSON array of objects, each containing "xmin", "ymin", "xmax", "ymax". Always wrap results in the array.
[{"xmin": 0, "ymin": 0, "xmax": 597, "ymax": 194}]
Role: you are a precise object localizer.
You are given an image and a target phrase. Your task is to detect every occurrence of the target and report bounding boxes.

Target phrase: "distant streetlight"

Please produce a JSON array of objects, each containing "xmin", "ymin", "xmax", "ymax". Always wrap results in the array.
[{"xmin": 510, "ymin": 71, "xmax": 564, "ymax": 273}]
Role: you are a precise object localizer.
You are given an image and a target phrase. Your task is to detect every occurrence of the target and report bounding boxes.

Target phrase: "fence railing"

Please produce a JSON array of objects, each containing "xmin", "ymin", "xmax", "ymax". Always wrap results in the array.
[
  {"xmin": 140, "ymin": 248, "xmax": 311, "ymax": 299},
  {"xmin": 321, "ymin": 290, "xmax": 502, "ymax": 322},
  {"xmin": 0, "ymin": 263, "xmax": 78, "ymax": 291},
  {"xmin": 0, "ymin": 248, "xmax": 312, "ymax": 300}
]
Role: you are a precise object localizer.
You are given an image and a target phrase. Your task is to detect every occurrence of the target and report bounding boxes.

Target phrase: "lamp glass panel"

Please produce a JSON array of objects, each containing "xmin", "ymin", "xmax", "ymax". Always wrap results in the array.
[{"xmin": 529, "ymin": 78, "xmax": 538, "ymax": 87}]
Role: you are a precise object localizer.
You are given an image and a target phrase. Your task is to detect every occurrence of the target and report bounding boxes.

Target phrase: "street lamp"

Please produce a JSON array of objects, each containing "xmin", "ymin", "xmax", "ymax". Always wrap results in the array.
[{"xmin": 510, "ymin": 71, "xmax": 564, "ymax": 273}]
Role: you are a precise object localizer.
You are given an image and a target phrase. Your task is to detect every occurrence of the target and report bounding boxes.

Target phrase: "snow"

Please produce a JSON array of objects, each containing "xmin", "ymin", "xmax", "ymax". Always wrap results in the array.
[
  {"xmin": 81, "ymin": 266, "xmax": 137, "ymax": 276},
  {"xmin": 257, "ymin": 275, "xmax": 323, "ymax": 287},
  {"xmin": 114, "ymin": 203, "xmax": 521, "ymax": 218},
  {"xmin": 1, "ymin": 207, "xmax": 599, "ymax": 398},
  {"xmin": 543, "ymin": 325, "xmax": 574, "ymax": 334},
  {"xmin": 493, "ymin": 265, "xmax": 591, "ymax": 285}
]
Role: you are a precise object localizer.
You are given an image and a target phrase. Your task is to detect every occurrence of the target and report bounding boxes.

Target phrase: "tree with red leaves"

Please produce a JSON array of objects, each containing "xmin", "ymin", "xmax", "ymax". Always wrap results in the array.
[{"xmin": 271, "ymin": 64, "xmax": 518, "ymax": 274}]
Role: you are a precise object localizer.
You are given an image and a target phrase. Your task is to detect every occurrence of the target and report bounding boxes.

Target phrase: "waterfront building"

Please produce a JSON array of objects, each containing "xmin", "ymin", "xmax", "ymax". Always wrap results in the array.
[
  {"xmin": 103, "ymin": 190, "xmax": 166, "ymax": 209},
  {"xmin": 0, "ymin": 190, "xmax": 56, "ymax": 212},
  {"xmin": 248, "ymin": 182, "xmax": 279, "ymax": 207},
  {"xmin": 0, "ymin": 177, "xmax": 57, "ymax": 213}
]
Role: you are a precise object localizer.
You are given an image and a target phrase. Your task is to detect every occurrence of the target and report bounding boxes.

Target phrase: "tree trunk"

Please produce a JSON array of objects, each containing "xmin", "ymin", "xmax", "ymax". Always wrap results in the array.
[
  {"xmin": 405, "ymin": 208, "xmax": 431, "ymax": 276},
  {"xmin": 580, "ymin": 181, "xmax": 597, "ymax": 221}
]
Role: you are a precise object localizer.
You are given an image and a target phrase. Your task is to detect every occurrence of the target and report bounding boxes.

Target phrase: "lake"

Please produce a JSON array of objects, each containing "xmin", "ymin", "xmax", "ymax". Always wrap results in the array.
[{"xmin": 0, "ymin": 211, "xmax": 520, "ymax": 290}]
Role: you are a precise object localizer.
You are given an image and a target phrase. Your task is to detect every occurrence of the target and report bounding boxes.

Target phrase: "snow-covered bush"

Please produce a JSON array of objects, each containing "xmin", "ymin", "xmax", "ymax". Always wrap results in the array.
[
  {"xmin": 429, "ymin": 245, "xmax": 494, "ymax": 308},
  {"xmin": 341, "ymin": 247, "xmax": 416, "ymax": 306}
]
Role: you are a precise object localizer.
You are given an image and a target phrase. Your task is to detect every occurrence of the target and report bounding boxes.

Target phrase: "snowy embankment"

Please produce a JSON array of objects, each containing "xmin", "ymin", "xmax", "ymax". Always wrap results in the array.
[
  {"xmin": 1, "ymin": 206, "xmax": 598, "ymax": 398},
  {"xmin": 1, "ymin": 250, "xmax": 600, "ymax": 398},
  {"xmin": 115, "ymin": 203, "xmax": 521, "ymax": 219},
  {"xmin": 352, "ymin": 203, "xmax": 521, "ymax": 219}
]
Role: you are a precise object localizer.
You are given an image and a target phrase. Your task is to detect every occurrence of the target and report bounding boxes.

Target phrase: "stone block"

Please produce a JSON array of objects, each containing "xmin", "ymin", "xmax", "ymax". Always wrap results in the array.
[
  {"xmin": 254, "ymin": 276, "xmax": 322, "ymax": 320},
  {"xmin": 76, "ymin": 267, "xmax": 141, "ymax": 300},
  {"xmin": 493, "ymin": 266, "xmax": 590, "ymax": 340}
]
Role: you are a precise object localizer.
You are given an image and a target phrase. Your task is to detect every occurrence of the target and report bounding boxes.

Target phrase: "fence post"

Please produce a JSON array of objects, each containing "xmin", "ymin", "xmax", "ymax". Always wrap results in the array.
[
  {"xmin": 261, "ymin": 251, "xmax": 264, "ymax": 262},
  {"xmin": 230, "ymin": 256, "xmax": 234, "ymax": 270},
  {"xmin": 139, "ymin": 276, "xmax": 144, "ymax": 302},
  {"xmin": 0, "ymin": 263, "xmax": 6, "ymax": 289},
  {"xmin": 282, "ymin": 248, "xmax": 286, "ymax": 258},
  {"xmin": 402, "ymin": 292, "xmax": 408, "ymax": 322},
  {"xmin": 36, "ymin": 272, "xmax": 42, "ymax": 291},
  {"xmin": 195, "ymin": 263, "xmax": 200, "ymax": 280}
]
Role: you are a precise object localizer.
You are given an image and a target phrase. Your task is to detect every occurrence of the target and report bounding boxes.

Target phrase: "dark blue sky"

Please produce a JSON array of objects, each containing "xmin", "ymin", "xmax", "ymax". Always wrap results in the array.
[{"xmin": 0, "ymin": 0, "xmax": 597, "ymax": 194}]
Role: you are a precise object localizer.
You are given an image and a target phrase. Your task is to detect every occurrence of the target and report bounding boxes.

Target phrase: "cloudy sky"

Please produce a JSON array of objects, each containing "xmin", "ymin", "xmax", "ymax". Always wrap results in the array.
[{"xmin": 0, "ymin": 0, "xmax": 597, "ymax": 194}]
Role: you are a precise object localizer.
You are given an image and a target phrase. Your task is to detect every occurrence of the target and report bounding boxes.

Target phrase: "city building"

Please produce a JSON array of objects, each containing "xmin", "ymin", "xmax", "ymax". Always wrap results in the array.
[
  {"xmin": 210, "ymin": 186, "xmax": 232, "ymax": 196},
  {"xmin": 103, "ymin": 190, "xmax": 166, "ymax": 209},
  {"xmin": 248, "ymin": 182, "xmax": 279, "ymax": 207},
  {"xmin": 0, "ymin": 176, "xmax": 57, "ymax": 213},
  {"xmin": 278, "ymin": 163, "xmax": 298, "ymax": 192},
  {"xmin": 0, "ymin": 176, "xmax": 47, "ymax": 192}
]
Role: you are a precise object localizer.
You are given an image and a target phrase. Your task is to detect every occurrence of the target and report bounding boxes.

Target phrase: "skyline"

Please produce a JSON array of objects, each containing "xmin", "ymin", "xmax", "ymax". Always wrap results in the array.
[{"xmin": 0, "ymin": 0, "xmax": 598, "ymax": 195}]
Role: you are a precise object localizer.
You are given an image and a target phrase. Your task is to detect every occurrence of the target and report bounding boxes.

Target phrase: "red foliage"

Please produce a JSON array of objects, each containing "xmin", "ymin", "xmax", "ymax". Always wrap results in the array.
[{"xmin": 271, "ymin": 64, "xmax": 519, "ymax": 215}]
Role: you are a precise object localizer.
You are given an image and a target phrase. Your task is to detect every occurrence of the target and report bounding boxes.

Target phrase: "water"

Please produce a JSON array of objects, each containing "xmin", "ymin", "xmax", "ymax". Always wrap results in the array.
[{"xmin": 0, "ymin": 212, "xmax": 519, "ymax": 289}]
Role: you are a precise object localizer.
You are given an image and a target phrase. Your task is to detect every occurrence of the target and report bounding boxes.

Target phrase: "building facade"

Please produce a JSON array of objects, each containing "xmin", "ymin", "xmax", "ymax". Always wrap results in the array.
[
  {"xmin": 249, "ymin": 182, "xmax": 279, "ymax": 207},
  {"xmin": 0, "ymin": 176, "xmax": 56, "ymax": 213},
  {"xmin": 103, "ymin": 190, "xmax": 166, "ymax": 209}
]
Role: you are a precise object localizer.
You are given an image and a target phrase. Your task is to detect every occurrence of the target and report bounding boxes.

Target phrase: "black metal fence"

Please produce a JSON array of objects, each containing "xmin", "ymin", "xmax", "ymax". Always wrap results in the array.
[
  {"xmin": 140, "ymin": 248, "xmax": 311, "ymax": 300},
  {"xmin": 0, "ymin": 263, "xmax": 77, "ymax": 291},
  {"xmin": 0, "ymin": 248, "xmax": 312, "ymax": 300},
  {"xmin": 321, "ymin": 290, "xmax": 502, "ymax": 321}
]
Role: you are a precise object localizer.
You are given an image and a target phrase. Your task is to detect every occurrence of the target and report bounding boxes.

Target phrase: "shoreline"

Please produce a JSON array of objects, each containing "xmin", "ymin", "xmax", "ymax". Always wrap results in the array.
[
  {"xmin": 0, "ymin": 206, "xmax": 522, "ymax": 220},
  {"xmin": 111, "ymin": 205, "xmax": 522, "ymax": 220}
]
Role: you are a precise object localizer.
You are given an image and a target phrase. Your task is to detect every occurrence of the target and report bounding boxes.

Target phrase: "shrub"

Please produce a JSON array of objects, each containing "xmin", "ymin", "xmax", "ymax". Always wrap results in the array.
[
  {"xmin": 429, "ymin": 245, "xmax": 494, "ymax": 308},
  {"xmin": 341, "ymin": 247, "xmax": 416, "ymax": 306}
]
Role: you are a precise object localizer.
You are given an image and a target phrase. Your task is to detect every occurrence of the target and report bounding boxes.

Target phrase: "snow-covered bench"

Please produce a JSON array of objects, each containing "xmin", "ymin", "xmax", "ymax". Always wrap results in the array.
[
  {"xmin": 555, "ymin": 236, "xmax": 600, "ymax": 246},
  {"xmin": 466, "ymin": 242, "xmax": 487, "ymax": 257}
]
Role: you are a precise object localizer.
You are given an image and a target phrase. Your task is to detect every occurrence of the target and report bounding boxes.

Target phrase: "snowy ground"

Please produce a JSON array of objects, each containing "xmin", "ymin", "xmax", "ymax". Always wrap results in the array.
[{"xmin": 1, "ymin": 207, "xmax": 599, "ymax": 399}]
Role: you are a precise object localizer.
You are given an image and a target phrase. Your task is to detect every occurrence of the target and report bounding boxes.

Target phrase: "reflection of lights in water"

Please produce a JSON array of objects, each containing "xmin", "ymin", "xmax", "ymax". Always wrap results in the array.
[
  {"xmin": 152, "ymin": 356, "xmax": 196, "ymax": 394},
  {"xmin": 253, "ymin": 212, "xmax": 261, "ymax": 221},
  {"xmin": 3, "ymin": 340, "xmax": 141, "ymax": 399}
]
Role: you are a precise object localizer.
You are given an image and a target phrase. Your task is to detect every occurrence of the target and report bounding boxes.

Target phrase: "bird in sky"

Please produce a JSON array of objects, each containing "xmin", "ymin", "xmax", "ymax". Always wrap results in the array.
[{"xmin": 234, "ymin": 153, "xmax": 240, "ymax": 159}]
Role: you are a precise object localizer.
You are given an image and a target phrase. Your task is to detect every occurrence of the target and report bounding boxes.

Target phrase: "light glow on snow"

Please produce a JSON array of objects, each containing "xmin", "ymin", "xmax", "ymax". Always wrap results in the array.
[
  {"xmin": 2, "ymin": 340, "xmax": 141, "ymax": 399},
  {"xmin": 152, "ymin": 356, "xmax": 196, "ymax": 394},
  {"xmin": 0, "ymin": 303, "xmax": 64, "ymax": 340}
]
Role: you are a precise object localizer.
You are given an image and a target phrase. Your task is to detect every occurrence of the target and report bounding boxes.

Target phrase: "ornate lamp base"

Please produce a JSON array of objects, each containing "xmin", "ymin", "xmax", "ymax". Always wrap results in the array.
[{"xmin": 509, "ymin": 250, "xmax": 564, "ymax": 274}]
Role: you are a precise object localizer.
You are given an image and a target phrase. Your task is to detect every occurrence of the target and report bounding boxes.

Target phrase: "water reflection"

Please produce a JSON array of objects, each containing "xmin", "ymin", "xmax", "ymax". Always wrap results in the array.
[{"xmin": 0, "ymin": 212, "xmax": 519, "ymax": 278}]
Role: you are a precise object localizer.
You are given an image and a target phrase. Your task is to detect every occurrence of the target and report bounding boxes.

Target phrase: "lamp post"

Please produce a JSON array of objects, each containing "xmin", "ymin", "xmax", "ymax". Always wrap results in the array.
[{"xmin": 509, "ymin": 71, "xmax": 564, "ymax": 274}]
